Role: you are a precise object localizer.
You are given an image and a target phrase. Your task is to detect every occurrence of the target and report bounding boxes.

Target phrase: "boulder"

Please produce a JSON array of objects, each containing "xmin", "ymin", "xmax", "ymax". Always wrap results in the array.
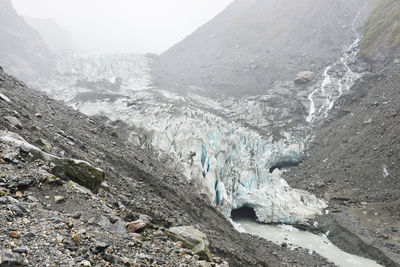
[
  {"xmin": 168, "ymin": 226, "xmax": 213, "ymax": 262},
  {"xmin": 0, "ymin": 131, "xmax": 104, "ymax": 192},
  {"xmin": 4, "ymin": 116, "xmax": 22, "ymax": 129},
  {"xmin": 1, "ymin": 249, "xmax": 25, "ymax": 266},
  {"xmin": 98, "ymin": 216, "xmax": 126, "ymax": 235},
  {"xmin": 126, "ymin": 219, "xmax": 148, "ymax": 232},
  {"xmin": 34, "ymin": 138, "xmax": 52, "ymax": 151},
  {"xmin": 51, "ymin": 158, "xmax": 104, "ymax": 193},
  {"xmin": 294, "ymin": 71, "xmax": 314, "ymax": 85},
  {"xmin": 0, "ymin": 93, "xmax": 11, "ymax": 103}
]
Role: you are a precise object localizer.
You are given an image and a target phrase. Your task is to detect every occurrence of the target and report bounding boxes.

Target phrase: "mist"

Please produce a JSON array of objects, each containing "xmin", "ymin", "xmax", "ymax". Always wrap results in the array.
[{"xmin": 11, "ymin": 0, "xmax": 233, "ymax": 54}]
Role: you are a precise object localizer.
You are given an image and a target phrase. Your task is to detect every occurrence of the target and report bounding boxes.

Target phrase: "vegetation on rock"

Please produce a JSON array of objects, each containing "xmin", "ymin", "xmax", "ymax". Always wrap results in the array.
[{"xmin": 360, "ymin": 0, "xmax": 400, "ymax": 55}]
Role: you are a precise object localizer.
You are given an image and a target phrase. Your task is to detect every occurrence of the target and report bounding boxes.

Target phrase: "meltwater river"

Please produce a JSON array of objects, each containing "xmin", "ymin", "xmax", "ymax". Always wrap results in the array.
[{"xmin": 235, "ymin": 219, "xmax": 381, "ymax": 267}]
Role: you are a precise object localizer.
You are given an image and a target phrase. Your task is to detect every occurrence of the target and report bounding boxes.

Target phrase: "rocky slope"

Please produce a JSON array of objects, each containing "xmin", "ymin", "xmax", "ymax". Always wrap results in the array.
[
  {"xmin": 285, "ymin": 65, "xmax": 400, "ymax": 266},
  {"xmin": 2, "ymin": 0, "xmax": 399, "ymax": 265},
  {"xmin": 0, "ymin": 0, "xmax": 53, "ymax": 82},
  {"xmin": 0, "ymin": 69, "xmax": 332, "ymax": 266},
  {"xmin": 153, "ymin": 0, "xmax": 373, "ymax": 96},
  {"xmin": 284, "ymin": 2, "xmax": 400, "ymax": 265}
]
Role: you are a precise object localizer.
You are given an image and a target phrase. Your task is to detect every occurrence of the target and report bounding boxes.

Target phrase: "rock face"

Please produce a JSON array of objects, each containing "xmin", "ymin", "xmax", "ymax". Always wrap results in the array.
[
  {"xmin": 294, "ymin": 71, "xmax": 314, "ymax": 85},
  {"xmin": 153, "ymin": 0, "xmax": 372, "ymax": 95},
  {"xmin": 24, "ymin": 17, "xmax": 76, "ymax": 51},
  {"xmin": 0, "ymin": 130, "xmax": 104, "ymax": 192},
  {"xmin": 168, "ymin": 226, "xmax": 213, "ymax": 262},
  {"xmin": 0, "ymin": 0, "xmax": 53, "ymax": 82}
]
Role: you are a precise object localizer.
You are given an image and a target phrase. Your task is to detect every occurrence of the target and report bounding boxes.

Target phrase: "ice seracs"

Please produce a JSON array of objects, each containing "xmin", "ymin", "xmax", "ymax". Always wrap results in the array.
[{"xmin": 32, "ymin": 51, "xmax": 327, "ymax": 224}]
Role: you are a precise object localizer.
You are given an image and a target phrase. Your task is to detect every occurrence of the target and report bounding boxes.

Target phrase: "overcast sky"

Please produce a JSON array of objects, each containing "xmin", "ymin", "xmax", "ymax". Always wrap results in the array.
[{"xmin": 11, "ymin": 0, "xmax": 233, "ymax": 54}]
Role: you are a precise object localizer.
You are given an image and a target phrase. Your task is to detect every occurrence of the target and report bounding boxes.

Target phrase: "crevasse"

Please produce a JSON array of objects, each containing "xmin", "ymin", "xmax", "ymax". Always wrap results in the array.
[{"xmin": 34, "ymin": 51, "xmax": 327, "ymax": 224}]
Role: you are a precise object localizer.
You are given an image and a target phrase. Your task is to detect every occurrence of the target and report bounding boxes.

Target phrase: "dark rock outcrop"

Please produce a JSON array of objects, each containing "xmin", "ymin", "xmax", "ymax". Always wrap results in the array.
[{"xmin": 0, "ymin": 130, "xmax": 104, "ymax": 192}]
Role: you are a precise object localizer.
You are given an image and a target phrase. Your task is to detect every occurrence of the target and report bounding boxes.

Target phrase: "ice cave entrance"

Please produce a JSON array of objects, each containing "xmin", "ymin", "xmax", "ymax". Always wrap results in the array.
[
  {"xmin": 268, "ymin": 160, "xmax": 301, "ymax": 173},
  {"xmin": 231, "ymin": 206, "xmax": 257, "ymax": 221}
]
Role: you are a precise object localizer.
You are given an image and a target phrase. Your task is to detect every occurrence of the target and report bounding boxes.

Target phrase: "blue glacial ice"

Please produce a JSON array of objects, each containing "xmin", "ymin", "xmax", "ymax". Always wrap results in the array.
[{"xmin": 33, "ymin": 52, "xmax": 327, "ymax": 224}]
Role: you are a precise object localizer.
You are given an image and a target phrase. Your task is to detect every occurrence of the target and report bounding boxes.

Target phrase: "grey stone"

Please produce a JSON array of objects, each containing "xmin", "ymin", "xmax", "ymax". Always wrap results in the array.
[
  {"xmin": 95, "ymin": 241, "xmax": 109, "ymax": 252},
  {"xmin": 98, "ymin": 216, "xmax": 126, "ymax": 234},
  {"xmin": 34, "ymin": 138, "xmax": 52, "ymax": 151},
  {"xmin": 0, "ymin": 196, "xmax": 19, "ymax": 204},
  {"xmin": 102, "ymin": 254, "xmax": 115, "ymax": 263},
  {"xmin": 1, "ymin": 249, "xmax": 25, "ymax": 266},
  {"xmin": 294, "ymin": 71, "xmax": 314, "ymax": 85},
  {"xmin": 0, "ymin": 131, "xmax": 105, "ymax": 192},
  {"xmin": 12, "ymin": 248, "xmax": 28, "ymax": 254},
  {"xmin": 4, "ymin": 116, "xmax": 22, "ymax": 129},
  {"xmin": 168, "ymin": 226, "xmax": 213, "ymax": 262},
  {"xmin": 9, "ymin": 204, "xmax": 27, "ymax": 216},
  {"xmin": 27, "ymin": 196, "xmax": 38, "ymax": 202},
  {"xmin": 87, "ymin": 217, "xmax": 96, "ymax": 225},
  {"xmin": 72, "ymin": 212, "xmax": 81, "ymax": 219},
  {"xmin": 54, "ymin": 195, "xmax": 64, "ymax": 203},
  {"xmin": 0, "ymin": 93, "xmax": 11, "ymax": 103},
  {"xmin": 1, "ymin": 150, "xmax": 18, "ymax": 162}
]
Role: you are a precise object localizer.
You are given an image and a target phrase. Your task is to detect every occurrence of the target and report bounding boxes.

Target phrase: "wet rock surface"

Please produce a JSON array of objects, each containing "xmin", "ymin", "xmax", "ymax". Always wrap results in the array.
[
  {"xmin": 0, "ymin": 70, "xmax": 332, "ymax": 266},
  {"xmin": 285, "ymin": 64, "xmax": 400, "ymax": 266}
]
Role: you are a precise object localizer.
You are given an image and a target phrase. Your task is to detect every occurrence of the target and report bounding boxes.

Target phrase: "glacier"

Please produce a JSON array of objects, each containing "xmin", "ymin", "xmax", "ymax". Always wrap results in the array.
[{"xmin": 31, "ymin": 51, "xmax": 327, "ymax": 224}]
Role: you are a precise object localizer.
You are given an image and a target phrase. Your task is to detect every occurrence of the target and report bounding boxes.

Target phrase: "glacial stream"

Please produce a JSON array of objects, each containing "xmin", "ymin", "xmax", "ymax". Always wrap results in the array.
[
  {"xmin": 234, "ymin": 219, "xmax": 382, "ymax": 267},
  {"xmin": 306, "ymin": 7, "xmax": 364, "ymax": 123}
]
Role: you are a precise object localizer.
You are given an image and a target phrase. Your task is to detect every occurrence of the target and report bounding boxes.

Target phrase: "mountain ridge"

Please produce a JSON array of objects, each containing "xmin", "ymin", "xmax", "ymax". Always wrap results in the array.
[
  {"xmin": 0, "ymin": 0, "xmax": 53, "ymax": 82},
  {"xmin": 153, "ymin": 0, "xmax": 372, "ymax": 96}
]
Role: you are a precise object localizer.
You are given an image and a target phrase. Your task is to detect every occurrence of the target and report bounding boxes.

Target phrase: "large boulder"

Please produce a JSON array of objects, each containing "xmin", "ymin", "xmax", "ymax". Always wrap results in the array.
[
  {"xmin": 294, "ymin": 71, "xmax": 314, "ymax": 85},
  {"xmin": 168, "ymin": 226, "xmax": 213, "ymax": 262},
  {"xmin": 0, "ymin": 130, "xmax": 104, "ymax": 192}
]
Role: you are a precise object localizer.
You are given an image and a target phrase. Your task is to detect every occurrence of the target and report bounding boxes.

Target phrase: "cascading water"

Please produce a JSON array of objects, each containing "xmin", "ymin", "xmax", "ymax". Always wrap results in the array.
[
  {"xmin": 231, "ymin": 6, "xmax": 383, "ymax": 267},
  {"xmin": 307, "ymin": 7, "xmax": 364, "ymax": 123}
]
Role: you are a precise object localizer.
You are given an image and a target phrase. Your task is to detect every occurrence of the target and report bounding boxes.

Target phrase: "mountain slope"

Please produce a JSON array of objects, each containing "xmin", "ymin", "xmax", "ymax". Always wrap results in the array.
[
  {"xmin": 0, "ymin": 0, "xmax": 53, "ymax": 81},
  {"xmin": 284, "ymin": 4, "xmax": 400, "ymax": 264},
  {"xmin": 360, "ymin": 0, "xmax": 400, "ymax": 60},
  {"xmin": 24, "ymin": 17, "xmax": 76, "ymax": 51},
  {"xmin": 153, "ymin": 0, "xmax": 371, "ymax": 95}
]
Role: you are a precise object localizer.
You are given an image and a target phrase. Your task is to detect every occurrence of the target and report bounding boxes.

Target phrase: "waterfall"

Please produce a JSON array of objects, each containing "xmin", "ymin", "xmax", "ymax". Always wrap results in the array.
[{"xmin": 306, "ymin": 6, "xmax": 365, "ymax": 123}]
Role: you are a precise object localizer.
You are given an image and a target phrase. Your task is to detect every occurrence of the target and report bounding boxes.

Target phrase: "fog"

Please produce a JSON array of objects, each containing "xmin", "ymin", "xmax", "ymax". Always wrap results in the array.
[{"xmin": 11, "ymin": 0, "xmax": 233, "ymax": 54}]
